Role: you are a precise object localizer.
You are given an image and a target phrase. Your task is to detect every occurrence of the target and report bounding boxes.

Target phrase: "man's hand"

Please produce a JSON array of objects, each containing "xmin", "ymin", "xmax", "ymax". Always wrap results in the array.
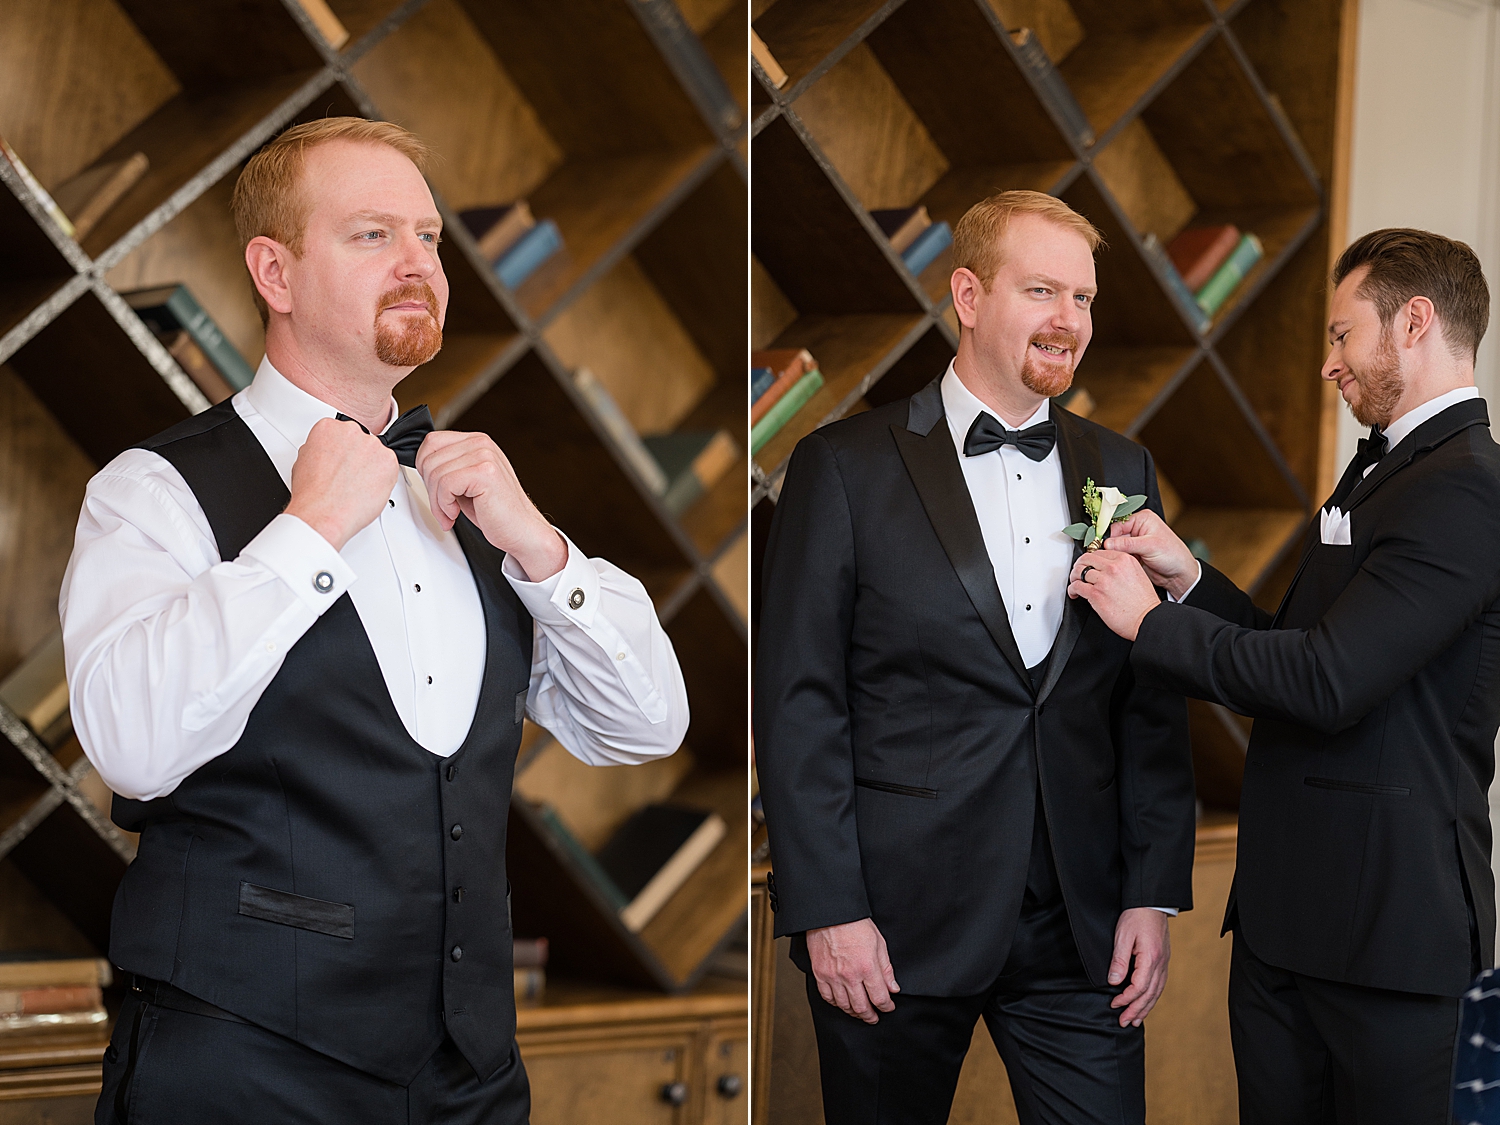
[
  {"xmin": 1067, "ymin": 551, "xmax": 1160, "ymax": 641},
  {"xmin": 286, "ymin": 417, "xmax": 400, "ymax": 551},
  {"xmin": 1105, "ymin": 510, "xmax": 1198, "ymax": 601},
  {"xmin": 414, "ymin": 431, "xmax": 566, "ymax": 581},
  {"xmin": 806, "ymin": 917, "xmax": 900, "ymax": 1024},
  {"xmin": 1109, "ymin": 907, "xmax": 1171, "ymax": 1027}
]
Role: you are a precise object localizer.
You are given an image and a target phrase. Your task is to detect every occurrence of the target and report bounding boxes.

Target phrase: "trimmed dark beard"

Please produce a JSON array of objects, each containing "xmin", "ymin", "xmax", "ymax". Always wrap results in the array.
[
  {"xmin": 1348, "ymin": 329, "xmax": 1403, "ymax": 428},
  {"xmin": 374, "ymin": 282, "xmax": 443, "ymax": 367},
  {"xmin": 1019, "ymin": 331, "xmax": 1079, "ymax": 397}
]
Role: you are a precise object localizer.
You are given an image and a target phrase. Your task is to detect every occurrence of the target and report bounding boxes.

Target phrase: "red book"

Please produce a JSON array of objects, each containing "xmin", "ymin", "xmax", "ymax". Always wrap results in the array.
[
  {"xmin": 750, "ymin": 348, "xmax": 815, "ymax": 424},
  {"xmin": 1167, "ymin": 224, "xmax": 1241, "ymax": 293}
]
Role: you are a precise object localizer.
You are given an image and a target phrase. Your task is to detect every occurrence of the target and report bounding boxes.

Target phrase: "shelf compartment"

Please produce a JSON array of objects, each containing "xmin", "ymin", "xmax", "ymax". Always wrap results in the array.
[
  {"xmin": 0, "ymin": 181, "xmax": 82, "ymax": 353},
  {"xmin": 752, "ymin": 0, "xmax": 890, "ymax": 92},
  {"xmin": 352, "ymin": 0, "xmax": 716, "ymax": 324},
  {"xmin": 5, "ymin": 290, "xmax": 191, "ymax": 468},
  {"xmin": 753, "ymin": 313, "xmax": 926, "ymax": 478},
  {"xmin": 709, "ymin": 529, "xmax": 748, "ymax": 624},
  {"xmin": 1075, "ymin": 344, "xmax": 1197, "ymax": 436},
  {"xmin": 1214, "ymin": 222, "xmax": 1333, "ymax": 501},
  {"xmin": 694, "ymin": 0, "xmax": 751, "ymax": 119},
  {"xmin": 1059, "ymin": 172, "xmax": 1196, "ymax": 347},
  {"xmin": 788, "ymin": 0, "xmax": 1078, "ymax": 303},
  {"xmin": 665, "ymin": 585, "xmax": 747, "ymax": 770},
  {"xmin": 1138, "ymin": 358, "xmax": 1306, "ymax": 591},
  {"xmin": 7, "ymin": 797, "xmax": 129, "ymax": 953},
  {"xmin": 451, "ymin": 350, "xmax": 693, "ymax": 605},
  {"xmin": 1103, "ymin": 32, "xmax": 1321, "ymax": 332},
  {"xmin": 863, "ymin": 323, "xmax": 956, "ymax": 409},
  {"xmin": 989, "ymin": 0, "xmax": 1213, "ymax": 142}
]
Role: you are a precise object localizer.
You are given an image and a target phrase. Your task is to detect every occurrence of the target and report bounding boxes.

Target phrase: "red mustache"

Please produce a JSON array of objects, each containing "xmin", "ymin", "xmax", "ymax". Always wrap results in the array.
[
  {"xmin": 1030, "ymin": 332, "xmax": 1079, "ymax": 352},
  {"xmin": 378, "ymin": 282, "xmax": 439, "ymax": 319}
]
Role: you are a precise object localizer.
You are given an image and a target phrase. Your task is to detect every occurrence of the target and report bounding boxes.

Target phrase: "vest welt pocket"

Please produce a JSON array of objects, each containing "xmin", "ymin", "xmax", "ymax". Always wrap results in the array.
[
  {"xmin": 1303, "ymin": 776, "xmax": 1410, "ymax": 798},
  {"xmin": 238, "ymin": 881, "xmax": 355, "ymax": 939},
  {"xmin": 854, "ymin": 777, "xmax": 937, "ymax": 799}
]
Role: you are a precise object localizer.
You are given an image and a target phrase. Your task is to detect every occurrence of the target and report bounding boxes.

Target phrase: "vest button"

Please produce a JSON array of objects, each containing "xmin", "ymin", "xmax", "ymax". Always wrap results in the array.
[
  {"xmin": 450, "ymin": 824, "xmax": 463, "ymax": 840},
  {"xmin": 451, "ymin": 945, "xmax": 463, "ymax": 962},
  {"xmin": 454, "ymin": 886, "xmax": 465, "ymax": 903},
  {"xmin": 446, "ymin": 764, "xmax": 457, "ymax": 782}
]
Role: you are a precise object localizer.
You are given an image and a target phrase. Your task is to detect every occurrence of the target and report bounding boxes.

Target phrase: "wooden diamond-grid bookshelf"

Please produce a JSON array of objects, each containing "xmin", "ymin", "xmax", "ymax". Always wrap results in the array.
[
  {"xmin": 0, "ymin": 0, "xmax": 748, "ymax": 1017},
  {"xmin": 750, "ymin": 0, "xmax": 1349, "ymax": 813}
]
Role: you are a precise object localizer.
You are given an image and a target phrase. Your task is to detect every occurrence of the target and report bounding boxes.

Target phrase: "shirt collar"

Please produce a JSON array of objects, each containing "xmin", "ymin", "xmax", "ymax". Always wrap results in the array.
[
  {"xmin": 941, "ymin": 360, "xmax": 1051, "ymax": 448},
  {"xmin": 1382, "ymin": 385, "xmax": 1480, "ymax": 451},
  {"xmin": 242, "ymin": 356, "xmax": 399, "ymax": 449}
]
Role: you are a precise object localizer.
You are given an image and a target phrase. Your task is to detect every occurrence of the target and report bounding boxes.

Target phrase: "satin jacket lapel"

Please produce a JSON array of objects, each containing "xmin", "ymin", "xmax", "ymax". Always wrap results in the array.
[
  {"xmin": 893, "ymin": 380, "xmax": 1032, "ymax": 691},
  {"xmin": 1035, "ymin": 406, "xmax": 1100, "ymax": 705}
]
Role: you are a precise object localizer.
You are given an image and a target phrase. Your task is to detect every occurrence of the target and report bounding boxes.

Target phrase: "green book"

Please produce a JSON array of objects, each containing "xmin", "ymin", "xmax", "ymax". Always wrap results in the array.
[
  {"xmin": 751, "ymin": 369, "xmax": 824, "ymax": 455},
  {"xmin": 123, "ymin": 284, "xmax": 256, "ymax": 391},
  {"xmin": 1194, "ymin": 233, "xmax": 1264, "ymax": 318}
]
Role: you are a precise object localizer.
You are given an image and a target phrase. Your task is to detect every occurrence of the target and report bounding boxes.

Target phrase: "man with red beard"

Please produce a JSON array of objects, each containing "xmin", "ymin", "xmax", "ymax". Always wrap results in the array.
[
  {"xmin": 755, "ymin": 191, "xmax": 1195, "ymax": 1124},
  {"xmin": 1069, "ymin": 230, "xmax": 1499, "ymax": 1124},
  {"xmin": 62, "ymin": 118, "xmax": 688, "ymax": 1123}
]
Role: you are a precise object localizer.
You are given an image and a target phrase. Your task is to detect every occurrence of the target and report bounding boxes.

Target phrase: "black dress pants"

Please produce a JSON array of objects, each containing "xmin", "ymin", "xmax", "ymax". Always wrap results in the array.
[
  {"xmin": 96, "ymin": 983, "xmax": 530, "ymax": 1125},
  {"xmin": 805, "ymin": 791, "xmax": 1145, "ymax": 1125},
  {"xmin": 1229, "ymin": 932, "xmax": 1460, "ymax": 1125}
]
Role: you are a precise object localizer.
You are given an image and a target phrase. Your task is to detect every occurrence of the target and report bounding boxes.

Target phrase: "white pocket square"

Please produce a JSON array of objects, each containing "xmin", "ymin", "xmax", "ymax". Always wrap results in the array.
[{"xmin": 1320, "ymin": 505, "xmax": 1352, "ymax": 546}]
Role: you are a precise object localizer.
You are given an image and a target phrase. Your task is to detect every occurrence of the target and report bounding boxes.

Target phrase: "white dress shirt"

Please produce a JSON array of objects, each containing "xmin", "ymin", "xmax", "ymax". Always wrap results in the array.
[
  {"xmin": 60, "ymin": 358, "xmax": 689, "ymax": 801},
  {"xmin": 943, "ymin": 364, "xmax": 1177, "ymax": 916},
  {"xmin": 1368, "ymin": 385, "xmax": 1480, "ymax": 476},
  {"xmin": 942, "ymin": 364, "xmax": 1073, "ymax": 669}
]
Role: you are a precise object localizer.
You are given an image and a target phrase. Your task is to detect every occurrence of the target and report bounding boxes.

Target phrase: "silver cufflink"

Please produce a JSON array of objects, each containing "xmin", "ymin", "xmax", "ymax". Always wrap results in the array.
[
  {"xmin": 568, "ymin": 587, "xmax": 585, "ymax": 610},
  {"xmin": 313, "ymin": 571, "xmax": 335, "ymax": 593}
]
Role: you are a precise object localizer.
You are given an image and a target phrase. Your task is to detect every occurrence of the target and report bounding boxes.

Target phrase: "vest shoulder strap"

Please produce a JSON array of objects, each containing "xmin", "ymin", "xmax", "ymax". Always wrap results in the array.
[{"xmin": 137, "ymin": 399, "xmax": 291, "ymax": 562}]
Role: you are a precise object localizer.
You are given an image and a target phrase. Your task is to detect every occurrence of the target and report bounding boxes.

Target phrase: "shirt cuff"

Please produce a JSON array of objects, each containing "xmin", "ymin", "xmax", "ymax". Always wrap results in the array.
[
  {"xmin": 1150, "ymin": 907, "xmax": 1180, "ymax": 917},
  {"xmin": 1165, "ymin": 560, "xmax": 1203, "ymax": 605},
  {"xmin": 501, "ymin": 531, "xmax": 599, "ymax": 629},
  {"xmin": 240, "ymin": 513, "xmax": 357, "ymax": 614}
]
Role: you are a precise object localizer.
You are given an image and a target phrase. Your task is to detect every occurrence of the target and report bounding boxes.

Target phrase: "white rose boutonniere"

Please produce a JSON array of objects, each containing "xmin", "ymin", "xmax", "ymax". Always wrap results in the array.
[{"xmin": 1062, "ymin": 477, "xmax": 1147, "ymax": 550}]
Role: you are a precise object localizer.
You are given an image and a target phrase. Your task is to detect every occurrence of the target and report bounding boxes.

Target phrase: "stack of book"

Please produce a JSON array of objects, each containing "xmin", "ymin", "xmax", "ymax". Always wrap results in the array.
[
  {"xmin": 751, "ymin": 348, "xmax": 823, "ymax": 456},
  {"xmin": 513, "ymin": 938, "xmax": 547, "ymax": 1006},
  {"xmin": 460, "ymin": 202, "xmax": 563, "ymax": 291},
  {"xmin": 571, "ymin": 369, "xmax": 738, "ymax": 515},
  {"xmin": 537, "ymin": 803, "xmax": 728, "ymax": 933},
  {"xmin": 123, "ymin": 284, "xmax": 256, "ymax": 404},
  {"xmin": 0, "ymin": 138, "xmax": 152, "ymax": 244},
  {"xmin": 0, "ymin": 956, "xmax": 110, "ymax": 1039},
  {"xmin": 1143, "ymin": 225, "xmax": 1265, "ymax": 333},
  {"xmin": 870, "ymin": 206, "xmax": 953, "ymax": 277}
]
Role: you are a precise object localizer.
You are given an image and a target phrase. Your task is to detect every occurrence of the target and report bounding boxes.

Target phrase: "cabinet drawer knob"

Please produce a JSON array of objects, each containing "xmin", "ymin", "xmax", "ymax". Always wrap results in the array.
[
  {"xmin": 660, "ymin": 1082, "xmax": 688, "ymax": 1105},
  {"xmin": 717, "ymin": 1074, "xmax": 743, "ymax": 1098}
]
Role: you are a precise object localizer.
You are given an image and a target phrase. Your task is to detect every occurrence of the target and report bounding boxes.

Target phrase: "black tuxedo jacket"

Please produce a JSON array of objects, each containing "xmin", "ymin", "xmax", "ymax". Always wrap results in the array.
[
  {"xmin": 754, "ymin": 376, "xmax": 1196, "ymax": 996},
  {"xmin": 1134, "ymin": 397, "xmax": 1500, "ymax": 998}
]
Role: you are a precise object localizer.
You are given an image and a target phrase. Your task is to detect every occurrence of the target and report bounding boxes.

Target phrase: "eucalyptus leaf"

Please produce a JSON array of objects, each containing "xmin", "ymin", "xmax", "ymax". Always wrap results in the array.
[
  {"xmin": 1062, "ymin": 522, "xmax": 1089, "ymax": 540},
  {"xmin": 1113, "ymin": 494, "xmax": 1147, "ymax": 519},
  {"xmin": 1083, "ymin": 526, "xmax": 1097, "ymax": 547}
]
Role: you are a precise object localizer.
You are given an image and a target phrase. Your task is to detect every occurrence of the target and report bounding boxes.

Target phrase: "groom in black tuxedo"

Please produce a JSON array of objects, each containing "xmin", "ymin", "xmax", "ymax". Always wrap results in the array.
[
  {"xmin": 754, "ymin": 192, "xmax": 1197, "ymax": 1125},
  {"xmin": 1073, "ymin": 227, "xmax": 1500, "ymax": 1125}
]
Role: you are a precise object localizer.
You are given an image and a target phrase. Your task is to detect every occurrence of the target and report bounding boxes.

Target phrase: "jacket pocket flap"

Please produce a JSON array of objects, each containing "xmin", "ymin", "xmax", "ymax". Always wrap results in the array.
[
  {"xmin": 854, "ymin": 777, "xmax": 938, "ymax": 799},
  {"xmin": 1304, "ymin": 776, "xmax": 1410, "ymax": 797},
  {"xmin": 239, "ymin": 882, "xmax": 355, "ymax": 939}
]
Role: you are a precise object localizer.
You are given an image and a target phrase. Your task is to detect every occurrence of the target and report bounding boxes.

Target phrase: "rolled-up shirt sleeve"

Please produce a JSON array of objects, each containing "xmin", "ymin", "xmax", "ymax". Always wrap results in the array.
[
  {"xmin": 60, "ymin": 450, "xmax": 354, "ymax": 801},
  {"xmin": 502, "ymin": 532, "xmax": 688, "ymax": 765}
]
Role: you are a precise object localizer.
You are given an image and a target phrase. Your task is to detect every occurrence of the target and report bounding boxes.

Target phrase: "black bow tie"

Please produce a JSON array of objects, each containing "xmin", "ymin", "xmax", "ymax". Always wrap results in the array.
[
  {"xmin": 963, "ymin": 411, "xmax": 1057, "ymax": 462},
  {"xmin": 336, "ymin": 404, "xmax": 434, "ymax": 467},
  {"xmin": 1354, "ymin": 425, "xmax": 1387, "ymax": 474}
]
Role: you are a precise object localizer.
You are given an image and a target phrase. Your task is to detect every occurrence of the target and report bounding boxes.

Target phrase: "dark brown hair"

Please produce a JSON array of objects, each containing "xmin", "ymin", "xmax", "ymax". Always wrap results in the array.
[{"xmin": 1332, "ymin": 228, "xmax": 1490, "ymax": 360}]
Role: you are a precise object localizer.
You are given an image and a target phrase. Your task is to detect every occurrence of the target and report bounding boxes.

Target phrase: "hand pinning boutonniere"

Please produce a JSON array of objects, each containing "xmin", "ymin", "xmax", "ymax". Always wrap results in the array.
[{"xmin": 1063, "ymin": 478, "xmax": 1147, "ymax": 550}]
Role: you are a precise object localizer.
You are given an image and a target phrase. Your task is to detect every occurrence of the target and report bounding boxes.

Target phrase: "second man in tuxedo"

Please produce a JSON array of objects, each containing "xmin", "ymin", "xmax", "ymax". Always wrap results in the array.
[
  {"xmin": 754, "ymin": 191, "xmax": 1197, "ymax": 1125},
  {"xmin": 1071, "ymin": 227, "xmax": 1500, "ymax": 1124}
]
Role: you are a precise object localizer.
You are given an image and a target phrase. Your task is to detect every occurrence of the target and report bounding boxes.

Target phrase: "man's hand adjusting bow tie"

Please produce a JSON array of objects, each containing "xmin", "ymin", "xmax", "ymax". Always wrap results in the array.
[{"xmin": 963, "ymin": 411, "xmax": 1057, "ymax": 461}]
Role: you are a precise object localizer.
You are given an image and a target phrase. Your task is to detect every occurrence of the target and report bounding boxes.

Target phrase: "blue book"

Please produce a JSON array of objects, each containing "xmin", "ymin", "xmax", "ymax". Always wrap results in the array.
[
  {"xmin": 901, "ymin": 220, "xmax": 952, "ymax": 276},
  {"xmin": 751, "ymin": 367, "xmax": 775, "ymax": 402},
  {"xmin": 495, "ymin": 218, "xmax": 562, "ymax": 290}
]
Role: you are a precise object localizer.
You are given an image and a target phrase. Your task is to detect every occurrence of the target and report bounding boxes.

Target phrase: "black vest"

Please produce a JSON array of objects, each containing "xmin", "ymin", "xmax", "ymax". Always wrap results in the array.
[{"xmin": 108, "ymin": 400, "xmax": 533, "ymax": 1083}]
